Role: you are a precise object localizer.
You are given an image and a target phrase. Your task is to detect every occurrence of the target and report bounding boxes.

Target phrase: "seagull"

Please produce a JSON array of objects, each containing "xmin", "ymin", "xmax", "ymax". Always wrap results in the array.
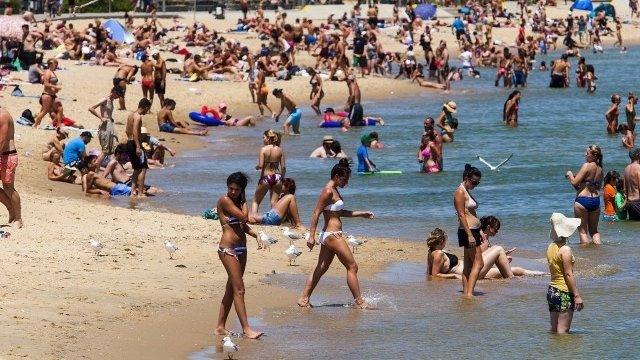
[
  {"xmin": 164, "ymin": 240, "xmax": 179, "ymax": 259},
  {"xmin": 259, "ymin": 231, "xmax": 278, "ymax": 252},
  {"xmin": 285, "ymin": 244, "xmax": 303, "ymax": 265},
  {"xmin": 347, "ymin": 235, "xmax": 367, "ymax": 253},
  {"xmin": 90, "ymin": 239, "xmax": 103, "ymax": 255},
  {"xmin": 222, "ymin": 336, "xmax": 239, "ymax": 359},
  {"xmin": 476, "ymin": 154, "xmax": 513, "ymax": 171},
  {"xmin": 283, "ymin": 227, "xmax": 302, "ymax": 240}
]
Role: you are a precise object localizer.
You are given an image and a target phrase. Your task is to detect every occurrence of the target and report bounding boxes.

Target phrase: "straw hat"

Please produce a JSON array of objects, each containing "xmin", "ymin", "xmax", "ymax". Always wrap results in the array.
[
  {"xmin": 322, "ymin": 135, "xmax": 334, "ymax": 142},
  {"xmin": 549, "ymin": 213, "xmax": 581, "ymax": 242},
  {"xmin": 140, "ymin": 127, "xmax": 149, "ymax": 135},
  {"xmin": 444, "ymin": 101, "xmax": 457, "ymax": 113}
]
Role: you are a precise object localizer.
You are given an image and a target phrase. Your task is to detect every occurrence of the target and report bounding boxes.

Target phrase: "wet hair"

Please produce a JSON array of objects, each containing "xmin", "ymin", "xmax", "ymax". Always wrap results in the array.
[
  {"xmin": 426, "ymin": 228, "xmax": 447, "ymax": 250},
  {"xmin": 604, "ymin": 170, "xmax": 620, "ymax": 187},
  {"xmin": 227, "ymin": 172, "xmax": 249, "ymax": 205},
  {"xmin": 463, "ymin": 164, "xmax": 481, "ymax": 180},
  {"xmin": 369, "ymin": 132, "xmax": 379, "ymax": 141},
  {"xmin": 264, "ymin": 129, "xmax": 279, "ymax": 145},
  {"xmin": 331, "ymin": 158, "xmax": 351, "ymax": 179},
  {"xmin": 163, "ymin": 98, "xmax": 176, "ymax": 108},
  {"xmin": 138, "ymin": 98, "xmax": 152, "ymax": 109},
  {"xmin": 503, "ymin": 90, "xmax": 521, "ymax": 121},
  {"xmin": 611, "ymin": 94, "xmax": 621, "ymax": 103},
  {"xmin": 282, "ymin": 178, "xmax": 296, "ymax": 195},
  {"xmin": 480, "ymin": 216, "xmax": 501, "ymax": 231},
  {"xmin": 587, "ymin": 144, "xmax": 603, "ymax": 168}
]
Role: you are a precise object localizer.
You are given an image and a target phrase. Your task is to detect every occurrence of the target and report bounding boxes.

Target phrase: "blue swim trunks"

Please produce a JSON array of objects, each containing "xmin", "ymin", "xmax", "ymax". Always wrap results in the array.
[
  {"xmin": 261, "ymin": 209, "xmax": 282, "ymax": 225},
  {"xmin": 160, "ymin": 122, "xmax": 175, "ymax": 133},
  {"xmin": 286, "ymin": 108, "xmax": 302, "ymax": 133},
  {"xmin": 110, "ymin": 183, "xmax": 132, "ymax": 197}
]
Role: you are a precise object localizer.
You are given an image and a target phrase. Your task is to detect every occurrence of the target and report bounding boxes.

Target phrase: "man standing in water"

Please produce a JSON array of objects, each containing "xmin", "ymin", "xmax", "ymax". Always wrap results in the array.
[
  {"xmin": 0, "ymin": 107, "xmax": 22, "ymax": 228},
  {"xmin": 624, "ymin": 148, "xmax": 640, "ymax": 220},
  {"xmin": 272, "ymin": 89, "xmax": 302, "ymax": 135},
  {"xmin": 126, "ymin": 99, "xmax": 151, "ymax": 197},
  {"xmin": 346, "ymin": 74, "xmax": 363, "ymax": 127}
]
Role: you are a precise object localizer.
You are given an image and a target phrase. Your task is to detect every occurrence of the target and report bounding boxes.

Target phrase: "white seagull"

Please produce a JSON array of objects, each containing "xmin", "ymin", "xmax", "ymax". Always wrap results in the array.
[
  {"xmin": 89, "ymin": 239, "xmax": 103, "ymax": 255},
  {"xmin": 221, "ymin": 336, "xmax": 239, "ymax": 359},
  {"xmin": 283, "ymin": 227, "xmax": 302, "ymax": 240},
  {"xmin": 164, "ymin": 240, "xmax": 179, "ymax": 259},
  {"xmin": 347, "ymin": 235, "xmax": 367, "ymax": 253},
  {"xmin": 259, "ymin": 231, "xmax": 278, "ymax": 251},
  {"xmin": 476, "ymin": 154, "xmax": 513, "ymax": 171},
  {"xmin": 285, "ymin": 244, "xmax": 303, "ymax": 265}
]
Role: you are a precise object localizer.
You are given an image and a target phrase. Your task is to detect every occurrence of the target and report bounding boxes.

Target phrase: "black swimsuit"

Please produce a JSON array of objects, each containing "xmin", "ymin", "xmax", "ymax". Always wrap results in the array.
[{"xmin": 444, "ymin": 252, "xmax": 459, "ymax": 273}]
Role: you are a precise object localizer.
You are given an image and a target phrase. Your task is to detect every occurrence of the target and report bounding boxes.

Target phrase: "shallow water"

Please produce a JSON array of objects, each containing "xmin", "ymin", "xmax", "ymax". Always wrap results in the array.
[{"xmin": 142, "ymin": 47, "xmax": 640, "ymax": 358}]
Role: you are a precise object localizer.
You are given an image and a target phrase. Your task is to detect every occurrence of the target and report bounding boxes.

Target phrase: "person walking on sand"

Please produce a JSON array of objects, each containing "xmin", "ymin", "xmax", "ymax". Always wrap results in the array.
[
  {"xmin": 125, "ymin": 98, "xmax": 151, "ymax": 197},
  {"xmin": 547, "ymin": 213, "xmax": 584, "ymax": 334},
  {"xmin": 624, "ymin": 148, "xmax": 640, "ymax": 220},
  {"xmin": 32, "ymin": 58, "xmax": 61, "ymax": 128},
  {"xmin": 605, "ymin": 94, "xmax": 621, "ymax": 135},
  {"xmin": 272, "ymin": 89, "xmax": 302, "ymax": 135},
  {"xmin": 298, "ymin": 159, "xmax": 374, "ymax": 309},
  {"xmin": 453, "ymin": 164, "xmax": 483, "ymax": 297},
  {"xmin": 565, "ymin": 145, "xmax": 603, "ymax": 244},
  {"xmin": 0, "ymin": 107, "xmax": 22, "ymax": 228},
  {"xmin": 214, "ymin": 172, "xmax": 263, "ymax": 339},
  {"xmin": 152, "ymin": 50, "xmax": 166, "ymax": 107},
  {"xmin": 308, "ymin": 67, "xmax": 324, "ymax": 116},
  {"xmin": 255, "ymin": 61, "xmax": 274, "ymax": 118}
]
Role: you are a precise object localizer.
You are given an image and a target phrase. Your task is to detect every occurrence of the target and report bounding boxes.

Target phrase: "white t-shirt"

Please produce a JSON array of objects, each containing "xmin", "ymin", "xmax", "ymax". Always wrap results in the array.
[{"xmin": 459, "ymin": 51, "xmax": 473, "ymax": 68}]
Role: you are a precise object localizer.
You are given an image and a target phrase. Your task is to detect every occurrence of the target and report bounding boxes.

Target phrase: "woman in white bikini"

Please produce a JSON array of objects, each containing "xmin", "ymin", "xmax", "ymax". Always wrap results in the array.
[
  {"xmin": 298, "ymin": 159, "xmax": 374, "ymax": 308},
  {"xmin": 251, "ymin": 129, "xmax": 285, "ymax": 216}
]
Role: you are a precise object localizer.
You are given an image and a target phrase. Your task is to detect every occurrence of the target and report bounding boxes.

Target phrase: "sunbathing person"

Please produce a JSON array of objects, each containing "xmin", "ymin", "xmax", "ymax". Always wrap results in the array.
[
  {"xmin": 249, "ymin": 178, "xmax": 303, "ymax": 228},
  {"xmin": 217, "ymin": 102, "xmax": 256, "ymax": 127},
  {"xmin": 426, "ymin": 227, "xmax": 544, "ymax": 280},
  {"xmin": 157, "ymin": 99, "xmax": 208, "ymax": 135}
]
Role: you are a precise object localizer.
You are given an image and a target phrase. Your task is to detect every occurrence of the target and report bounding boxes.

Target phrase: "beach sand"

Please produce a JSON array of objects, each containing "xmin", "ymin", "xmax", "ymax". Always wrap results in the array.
[{"xmin": 1, "ymin": 2, "xmax": 639, "ymax": 358}]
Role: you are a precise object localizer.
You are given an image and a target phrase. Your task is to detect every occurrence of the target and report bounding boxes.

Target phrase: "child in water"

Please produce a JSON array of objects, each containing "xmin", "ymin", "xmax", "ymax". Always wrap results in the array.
[{"xmin": 618, "ymin": 124, "xmax": 635, "ymax": 149}]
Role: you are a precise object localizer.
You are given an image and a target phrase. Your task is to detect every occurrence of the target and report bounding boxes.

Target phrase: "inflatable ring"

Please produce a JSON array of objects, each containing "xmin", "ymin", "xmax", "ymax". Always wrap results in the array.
[{"xmin": 189, "ymin": 111, "xmax": 224, "ymax": 126}]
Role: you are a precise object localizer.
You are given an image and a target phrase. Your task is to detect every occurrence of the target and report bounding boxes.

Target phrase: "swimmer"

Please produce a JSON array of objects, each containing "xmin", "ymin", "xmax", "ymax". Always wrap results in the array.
[
  {"xmin": 565, "ymin": 145, "xmax": 603, "ymax": 244},
  {"xmin": 357, "ymin": 132, "xmax": 378, "ymax": 173},
  {"xmin": 618, "ymin": 124, "xmax": 635, "ymax": 149},
  {"xmin": 298, "ymin": 159, "xmax": 374, "ymax": 308},
  {"xmin": 605, "ymin": 94, "xmax": 621, "ymax": 135},
  {"xmin": 214, "ymin": 172, "xmax": 262, "ymax": 339},
  {"xmin": 310, "ymin": 135, "xmax": 337, "ymax": 158},
  {"xmin": 272, "ymin": 88, "xmax": 302, "ymax": 135},
  {"xmin": 417, "ymin": 133, "xmax": 440, "ymax": 173},
  {"xmin": 503, "ymin": 90, "xmax": 521, "ymax": 126}
]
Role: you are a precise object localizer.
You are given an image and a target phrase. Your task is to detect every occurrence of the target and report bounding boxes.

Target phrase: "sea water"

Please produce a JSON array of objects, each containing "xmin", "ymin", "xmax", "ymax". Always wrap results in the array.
[{"xmin": 143, "ymin": 47, "xmax": 640, "ymax": 358}]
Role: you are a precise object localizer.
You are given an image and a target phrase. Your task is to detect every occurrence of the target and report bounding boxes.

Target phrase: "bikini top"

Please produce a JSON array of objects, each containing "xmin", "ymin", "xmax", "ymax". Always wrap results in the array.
[
  {"xmin": 444, "ymin": 251, "xmax": 459, "ymax": 273},
  {"xmin": 421, "ymin": 146, "xmax": 431, "ymax": 159},
  {"xmin": 49, "ymin": 73, "xmax": 59, "ymax": 85},
  {"xmin": 460, "ymin": 183, "xmax": 478, "ymax": 211},
  {"xmin": 324, "ymin": 199, "xmax": 344, "ymax": 211}
]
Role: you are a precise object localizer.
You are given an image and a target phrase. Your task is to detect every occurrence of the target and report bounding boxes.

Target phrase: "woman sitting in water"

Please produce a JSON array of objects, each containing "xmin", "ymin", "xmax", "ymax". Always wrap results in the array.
[
  {"xmin": 215, "ymin": 172, "xmax": 262, "ymax": 339},
  {"xmin": 503, "ymin": 90, "xmax": 521, "ymax": 127},
  {"xmin": 417, "ymin": 132, "xmax": 440, "ymax": 173},
  {"xmin": 565, "ymin": 145, "xmax": 603, "ymax": 244},
  {"xmin": 250, "ymin": 178, "xmax": 304, "ymax": 229}
]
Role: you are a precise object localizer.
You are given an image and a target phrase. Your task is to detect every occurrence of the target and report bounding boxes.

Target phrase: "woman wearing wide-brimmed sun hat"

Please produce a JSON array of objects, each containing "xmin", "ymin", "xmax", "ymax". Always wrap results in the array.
[
  {"xmin": 546, "ymin": 213, "xmax": 584, "ymax": 334},
  {"xmin": 436, "ymin": 101, "xmax": 458, "ymax": 143}
]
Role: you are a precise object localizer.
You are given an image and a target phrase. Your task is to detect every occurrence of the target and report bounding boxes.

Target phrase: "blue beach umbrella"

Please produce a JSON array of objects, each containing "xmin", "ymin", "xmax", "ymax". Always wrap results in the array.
[
  {"xmin": 103, "ymin": 19, "xmax": 135, "ymax": 44},
  {"xmin": 590, "ymin": 3, "xmax": 616, "ymax": 17},
  {"xmin": 570, "ymin": 0, "xmax": 593, "ymax": 11},
  {"xmin": 414, "ymin": 4, "xmax": 437, "ymax": 20}
]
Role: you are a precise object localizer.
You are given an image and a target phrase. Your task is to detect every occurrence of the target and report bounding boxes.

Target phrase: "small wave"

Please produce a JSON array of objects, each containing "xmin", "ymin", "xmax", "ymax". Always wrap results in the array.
[
  {"xmin": 578, "ymin": 264, "xmax": 620, "ymax": 278},
  {"xmin": 354, "ymin": 292, "xmax": 398, "ymax": 311}
]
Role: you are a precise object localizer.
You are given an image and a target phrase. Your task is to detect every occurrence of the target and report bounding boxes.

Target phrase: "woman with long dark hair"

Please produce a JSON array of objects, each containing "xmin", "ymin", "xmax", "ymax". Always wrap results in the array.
[
  {"xmin": 298, "ymin": 159, "xmax": 374, "ymax": 308},
  {"xmin": 566, "ymin": 145, "xmax": 603, "ymax": 244},
  {"xmin": 215, "ymin": 172, "xmax": 262, "ymax": 339},
  {"xmin": 503, "ymin": 90, "xmax": 521, "ymax": 126},
  {"xmin": 453, "ymin": 164, "xmax": 483, "ymax": 297}
]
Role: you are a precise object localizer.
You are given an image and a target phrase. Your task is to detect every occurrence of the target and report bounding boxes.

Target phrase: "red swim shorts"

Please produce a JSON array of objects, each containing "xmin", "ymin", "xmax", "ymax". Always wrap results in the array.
[{"xmin": 0, "ymin": 153, "xmax": 18, "ymax": 184}]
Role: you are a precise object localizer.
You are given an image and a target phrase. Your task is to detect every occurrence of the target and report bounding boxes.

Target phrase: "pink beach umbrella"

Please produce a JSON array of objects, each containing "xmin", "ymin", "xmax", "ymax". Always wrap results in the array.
[{"xmin": 0, "ymin": 16, "xmax": 28, "ymax": 40}]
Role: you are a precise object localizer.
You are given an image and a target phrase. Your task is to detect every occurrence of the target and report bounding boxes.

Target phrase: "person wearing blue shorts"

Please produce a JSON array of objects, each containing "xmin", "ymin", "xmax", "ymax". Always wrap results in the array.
[
  {"xmin": 83, "ymin": 171, "xmax": 135, "ymax": 197},
  {"xmin": 249, "ymin": 178, "xmax": 304, "ymax": 228},
  {"xmin": 272, "ymin": 88, "xmax": 302, "ymax": 135}
]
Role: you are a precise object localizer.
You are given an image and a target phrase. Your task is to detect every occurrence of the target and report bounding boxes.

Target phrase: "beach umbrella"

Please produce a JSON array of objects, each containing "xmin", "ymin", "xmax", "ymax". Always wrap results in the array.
[
  {"xmin": 0, "ymin": 16, "xmax": 28, "ymax": 40},
  {"xmin": 570, "ymin": 0, "xmax": 593, "ymax": 11},
  {"xmin": 590, "ymin": 3, "xmax": 616, "ymax": 17},
  {"xmin": 103, "ymin": 19, "xmax": 135, "ymax": 44},
  {"xmin": 414, "ymin": 3, "xmax": 437, "ymax": 20}
]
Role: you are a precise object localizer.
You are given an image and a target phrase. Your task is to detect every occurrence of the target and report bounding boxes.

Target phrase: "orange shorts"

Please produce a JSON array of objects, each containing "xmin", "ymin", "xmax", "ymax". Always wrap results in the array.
[
  {"xmin": 0, "ymin": 153, "xmax": 18, "ymax": 184},
  {"xmin": 260, "ymin": 85, "xmax": 268, "ymax": 96}
]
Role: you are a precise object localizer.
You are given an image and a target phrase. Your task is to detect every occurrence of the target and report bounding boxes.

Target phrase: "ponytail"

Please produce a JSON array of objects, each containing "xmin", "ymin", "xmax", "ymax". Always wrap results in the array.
[
  {"xmin": 331, "ymin": 158, "xmax": 351, "ymax": 178},
  {"xmin": 463, "ymin": 163, "xmax": 481, "ymax": 180}
]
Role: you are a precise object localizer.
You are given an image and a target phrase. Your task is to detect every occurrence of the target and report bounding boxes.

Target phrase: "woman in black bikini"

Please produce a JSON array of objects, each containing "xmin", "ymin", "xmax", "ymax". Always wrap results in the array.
[
  {"xmin": 251, "ymin": 130, "xmax": 285, "ymax": 216},
  {"xmin": 308, "ymin": 67, "xmax": 324, "ymax": 116},
  {"xmin": 33, "ymin": 58, "xmax": 61, "ymax": 128},
  {"xmin": 214, "ymin": 172, "xmax": 262, "ymax": 339}
]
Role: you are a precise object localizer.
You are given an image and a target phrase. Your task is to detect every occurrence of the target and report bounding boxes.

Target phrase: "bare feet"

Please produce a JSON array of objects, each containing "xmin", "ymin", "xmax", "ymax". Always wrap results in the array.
[
  {"xmin": 297, "ymin": 297, "xmax": 312, "ymax": 308},
  {"xmin": 11, "ymin": 220, "xmax": 23, "ymax": 229},
  {"xmin": 243, "ymin": 329, "xmax": 264, "ymax": 339},
  {"xmin": 354, "ymin": 297, "xmax": 368, "ymax": 309},
  {"xmin": 214, "ymin": 327, "xmax": 230, "ymax": 335}
]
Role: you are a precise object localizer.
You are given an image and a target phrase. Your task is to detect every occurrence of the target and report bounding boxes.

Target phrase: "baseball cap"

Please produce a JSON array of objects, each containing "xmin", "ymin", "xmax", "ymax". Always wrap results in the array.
[{"xmin": 80, "ymin": 131, "xmax": 93, "ymax": 138}]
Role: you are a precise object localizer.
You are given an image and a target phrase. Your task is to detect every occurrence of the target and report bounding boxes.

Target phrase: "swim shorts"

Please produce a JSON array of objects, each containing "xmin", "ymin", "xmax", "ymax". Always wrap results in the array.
[
  {"xmin": 457, "ymin": 228, "xmax": 482, "ymax": 248},
  {"xmin": 0, "ymin": 151, "xmax": 18, "ymax": 184},
  {"xmin": 261, "ymin": 209, "xmax": 282, "ymax": 226},
  {"xmin": 627, "ymin": 199, "xmax": 640, "ymax": 220},
  {"xmin": 286, "ymin": 108, "xmax": 302, "ymax": 133},
  {"xmin": 159, "ymin": 122, "xmax": 175, "ymax": 133},
  {"xmin": 547, "ymin": 285, "xmax": 575, "ymax": 312},
  {"xmin": 154, "ymin": 78, "xmax": 165, "ymax": 95},
  {"xmin": 109, "ymin": 182, "xmax": 132, "ymax": 197},
  {"xmin": 125, "ymin": 140, "xmax": 148, "ymax": 170},
  {"xmin": 349, "ymin": 103, "xmax": 364, "ymax": 126}
]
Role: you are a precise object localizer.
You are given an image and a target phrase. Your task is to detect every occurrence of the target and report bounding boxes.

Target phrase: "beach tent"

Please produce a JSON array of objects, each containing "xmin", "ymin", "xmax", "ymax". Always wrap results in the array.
[
  {"xmin": 570, "ymin": 0, "xmax": 593, "ymax": 11},
  {"xmin": 590, "ymin": 3, "xmax": 616, "ymax": 17},
  {"xmin": 414, "ymin": 3, "xmax": 437, "ymax": 20},
  {"xmin": 103, "ymin": 19, "xmax": 134, "ymax": 44},
  {"xmin": 0, "ymin": 16, "xmax": 28, "ymax": 41}
]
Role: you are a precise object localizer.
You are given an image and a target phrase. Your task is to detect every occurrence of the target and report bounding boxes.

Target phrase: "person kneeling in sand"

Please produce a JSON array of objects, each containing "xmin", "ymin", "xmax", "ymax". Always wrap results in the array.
[
  {"xmin": 157, "ymin": 99, "xmax": 208, "ymax": 135},
  {"xmin": 249, "ymin": 178, "xmax": 304, "ymax": 229},
  {"xmin": 42, "ymin": 127, "xmax": 68, "ymax": 161},
  {"xmin": 141, "ymin": 127, "xmax": 176, "ymax": 168},
  {"xmin": 47, "ymin": 151, "xmax": 76, "ymax": 183}
]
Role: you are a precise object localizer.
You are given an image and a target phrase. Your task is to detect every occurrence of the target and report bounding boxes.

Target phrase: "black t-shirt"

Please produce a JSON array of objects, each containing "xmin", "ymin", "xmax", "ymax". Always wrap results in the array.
[{"xmin": 353, "ymin": 36, "xmax": 366, "ymax": 55}]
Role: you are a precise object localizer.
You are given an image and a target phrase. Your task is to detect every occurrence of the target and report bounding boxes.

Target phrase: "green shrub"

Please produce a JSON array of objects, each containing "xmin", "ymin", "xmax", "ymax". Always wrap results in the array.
[{"xmin": 63, "ymin": 0, "xmax": 133, "ymax": 13}]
